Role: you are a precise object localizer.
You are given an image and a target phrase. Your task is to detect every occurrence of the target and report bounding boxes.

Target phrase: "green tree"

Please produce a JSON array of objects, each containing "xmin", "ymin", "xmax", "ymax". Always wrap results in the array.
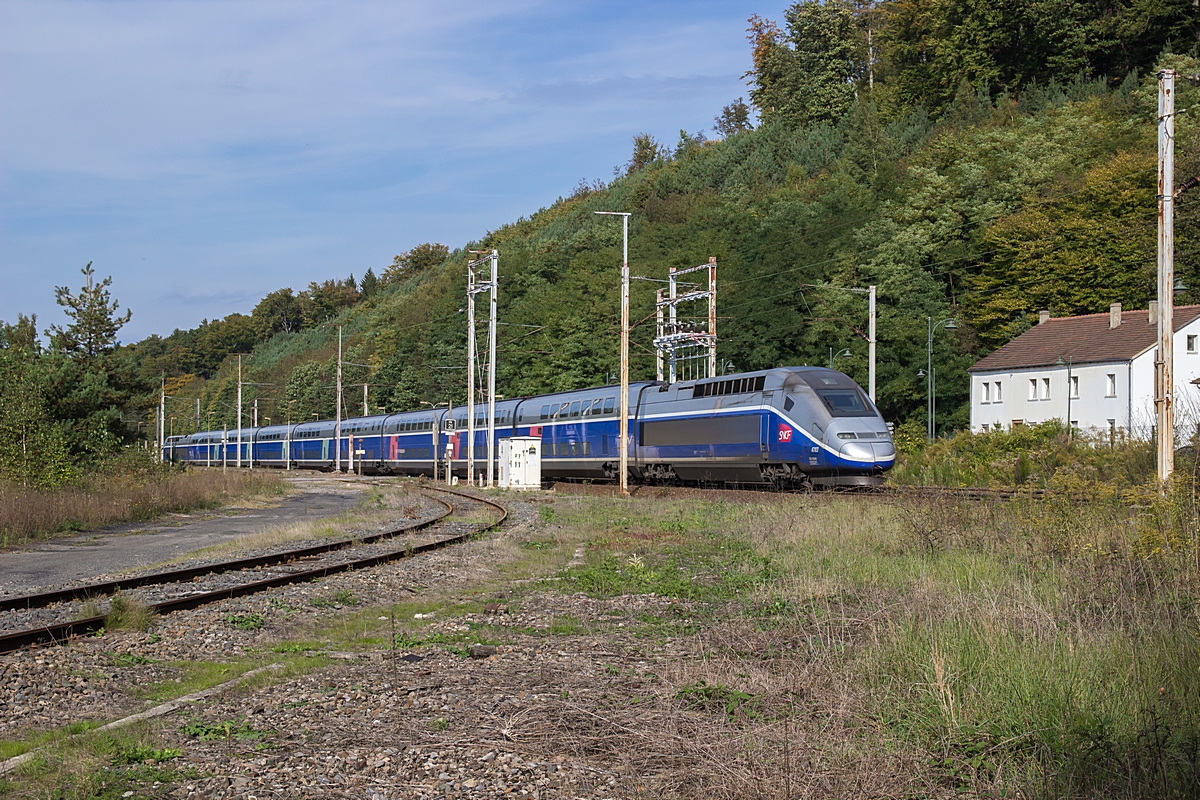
[
  {"xmin": 46, "ymin": 263, "xmax": 132, "ymax": 358},
  {"xmin": 383, "ymin": 243, "xmax": 450, "ymax": 284},
  {"xmin": 0, "ymin": 351, "xmax": 73, "ymax": 487},
  {"xmin": 360, "ymin": 268, "xmax": 380, "ymax": 298},
  {"xmin": 714, "ymin": 98, "xmax": 753, "ymax": 137},
  {"xmin": 1, "ymin": 314, "xmax": 40, "ymax": 352},
  {"xmin": 747, "ymin": 2, "xmax": 865, "ymax": 128},
  {"xmin": 626, "ymin": 133, "xmax": 666, "ymax": 174},
  {"xmin": 252, "ymin": 288, "xmax": 303, "ymax": 341},
  {"xmin": 879, "ymin": 0, "xmax": 1199, "ymax": 115}
]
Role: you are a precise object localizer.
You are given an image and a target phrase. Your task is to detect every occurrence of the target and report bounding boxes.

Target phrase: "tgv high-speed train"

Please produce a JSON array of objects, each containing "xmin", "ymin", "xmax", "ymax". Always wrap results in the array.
[{"xmin": 164, "ymin": 367, "xmax": 894, "ymax": 487}]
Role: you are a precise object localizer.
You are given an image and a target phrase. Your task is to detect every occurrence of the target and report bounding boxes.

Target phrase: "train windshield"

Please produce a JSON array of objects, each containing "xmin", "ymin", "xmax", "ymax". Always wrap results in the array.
[{"xmin": 817, "ymin": 389, "xmax": 872, "ymax": 417}]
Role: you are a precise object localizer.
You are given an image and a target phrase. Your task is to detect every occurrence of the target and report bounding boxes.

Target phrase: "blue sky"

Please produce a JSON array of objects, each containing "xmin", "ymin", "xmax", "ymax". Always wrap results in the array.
[{"xmin": 1, "ymin": 0, "xmax": 785, "ymax": 341}]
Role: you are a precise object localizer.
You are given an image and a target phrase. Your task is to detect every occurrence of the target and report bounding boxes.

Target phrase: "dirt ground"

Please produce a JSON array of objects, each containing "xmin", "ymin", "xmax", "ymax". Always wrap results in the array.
[{"xmin": 0, "ymin": 488, "xmax": 950, "ymax": 800}]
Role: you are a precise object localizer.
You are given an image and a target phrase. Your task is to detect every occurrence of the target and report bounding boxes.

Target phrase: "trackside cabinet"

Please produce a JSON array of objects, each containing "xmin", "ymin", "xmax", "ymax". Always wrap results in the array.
[{"xmin": 499, "ymin": 436, "xmax": 541, "ymax": 490}]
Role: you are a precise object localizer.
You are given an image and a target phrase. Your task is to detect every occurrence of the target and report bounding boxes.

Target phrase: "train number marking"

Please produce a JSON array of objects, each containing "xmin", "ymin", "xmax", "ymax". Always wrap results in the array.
[{"xmin": 777, "ymin": 425, "xmax": 793, "ymax": 442}]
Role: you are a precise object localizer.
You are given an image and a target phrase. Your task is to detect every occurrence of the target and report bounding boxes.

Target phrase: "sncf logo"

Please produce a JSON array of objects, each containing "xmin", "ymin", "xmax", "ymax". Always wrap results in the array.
[{"xmin": 777, "ymin": 425, "xmax": 793, "ymax": 442}]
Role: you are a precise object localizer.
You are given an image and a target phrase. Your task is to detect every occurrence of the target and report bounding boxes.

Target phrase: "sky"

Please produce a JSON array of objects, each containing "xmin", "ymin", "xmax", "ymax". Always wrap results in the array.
[{"xmin": 1, "ymin": 0, "xmax": 785, "ymax": 341}]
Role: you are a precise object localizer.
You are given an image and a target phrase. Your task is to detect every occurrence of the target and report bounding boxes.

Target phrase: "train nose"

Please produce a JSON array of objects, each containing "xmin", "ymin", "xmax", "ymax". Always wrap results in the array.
[
  {"xmin": 833, "ymin": 438, "xmax": 895, "ymax": 463},
  {"xmin": 837, "ymin": 441, "xmax": 877, "ymax": 461}
]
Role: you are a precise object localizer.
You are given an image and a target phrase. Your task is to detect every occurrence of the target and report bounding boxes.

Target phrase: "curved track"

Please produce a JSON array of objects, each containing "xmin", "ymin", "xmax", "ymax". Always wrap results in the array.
[{"xmin": 0, "ymin": 487, "xmax": 507, "ymax": 654}]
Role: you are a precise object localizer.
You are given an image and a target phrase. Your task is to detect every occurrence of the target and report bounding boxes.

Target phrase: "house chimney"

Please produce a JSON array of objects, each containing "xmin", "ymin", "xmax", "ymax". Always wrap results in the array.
[
  {"xmin": 1039, "ymin": 310, "xmax": 1051, "ymax": 325},
  {"xmin": 1109, "ymin": 302, "xmax": 1122, "ymax": 329},
  {"xmin": 1149, "ymin": 300, "xmax": 1158, "ymax": 323}
]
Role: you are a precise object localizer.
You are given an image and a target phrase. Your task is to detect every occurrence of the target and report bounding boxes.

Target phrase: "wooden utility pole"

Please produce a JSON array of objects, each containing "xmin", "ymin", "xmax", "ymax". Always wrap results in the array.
[{"xmin": 1157, "ymin": 69, "xmax": 1176, "ymax": 483}]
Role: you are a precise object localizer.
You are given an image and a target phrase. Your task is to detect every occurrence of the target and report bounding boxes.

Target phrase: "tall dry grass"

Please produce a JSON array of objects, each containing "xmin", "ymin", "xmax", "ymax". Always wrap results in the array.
[
  {"xmin": 0, "ymin": 468, "xmax": 285, "ymax": 547},
  {"xmin": 548, "ymin": 492, "xmax": 1200, "ymax": 798}
]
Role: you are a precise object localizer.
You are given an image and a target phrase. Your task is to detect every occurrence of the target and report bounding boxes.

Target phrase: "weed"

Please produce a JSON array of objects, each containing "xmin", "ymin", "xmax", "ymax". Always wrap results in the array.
[
  {"xmin": 308, "ymin": 597, "xmax": 335, "ymax": 608},
  {"xmin": 225, "ymin": 613, "xmax": 265, "ymax": 631},
  {"xmin": 393, "ymin": 631, "xmax": 422, "ymax": 649},
  {"xmin": 521, "ymin": 540, "xmax": 553, "ymax": 550},
  {"xmin": 333, "ymin": 589, "xmax": 360, "ymax": 606},
  {"xmin": 106, "ymin": 652, "xmax": 155, "ymax": 667},
  {"xmin": 105, "ymin": 595, "xmax": 157, "ymax": 632},
  {"xmin": 549, "ymin": 615, "xmax": 585, "ymax": 635},
  {"xmin": 109, "ymin": 745, "xmax": 181, "ymax": 765},
  {"xmin": 676, "ymin": 680, "xmax": 758, "ymax": 722},
  {"xmin": 179, "ymin": 716, "xmax": 270, "ymax": 742},
  {"xmin": 430, "ymin": 718, "xmax": 448, "ymax": 731},
  {"xmin": 539, "ymin": 505, "xmax": 556, "ymax": 523}
]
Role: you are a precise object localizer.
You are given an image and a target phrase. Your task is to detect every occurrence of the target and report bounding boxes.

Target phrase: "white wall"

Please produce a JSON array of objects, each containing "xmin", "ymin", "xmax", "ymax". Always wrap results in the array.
[{"xmin": 969, "ymin": 317, "xmax": 1200, "ymax": 440}]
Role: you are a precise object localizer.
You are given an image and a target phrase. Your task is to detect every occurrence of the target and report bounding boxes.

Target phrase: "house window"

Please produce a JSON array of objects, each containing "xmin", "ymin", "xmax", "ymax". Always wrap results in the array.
[
  {"xmin": 1069, "ymin": 376, "xmax": 1079, "ymax": 398},
  {"xmin": 994, "ymin": 382, "xmax": 1002, "ymax": 401},
  {"xmin": 982, "ymin": 383, "xmax": 991, "ymax": 403},
  {"xmin": 1029, "ymin": 379, "xmax": 1038, "ymax": 401},
  {"xmin": 1042, "ymin": 377, "xmax": 1051, "ymax": 400},
  {"xmin": 980, "ymin": 423, "xmax": 990, "ymax": 432},
  {"xmin": 1189, "ymin": 335, "xmax": 1197, "ymax": 354},
  {"xmin": 1106, "ymin": 374, "xmax": 1116, "ymax": 398}
]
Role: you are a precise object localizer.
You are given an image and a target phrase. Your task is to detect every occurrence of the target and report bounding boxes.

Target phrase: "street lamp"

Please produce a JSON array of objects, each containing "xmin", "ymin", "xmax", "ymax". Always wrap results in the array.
[
  {"xmin": 926, "ymin": 317, "xmax": 957, "ymax": 440},
  {"xmin": 828, "ymin": 348, "xmax": 852, "ymax": 369},
  {"xmin": 1056, "ymin": 355, "xmax": 1074, "ymax": 440}
]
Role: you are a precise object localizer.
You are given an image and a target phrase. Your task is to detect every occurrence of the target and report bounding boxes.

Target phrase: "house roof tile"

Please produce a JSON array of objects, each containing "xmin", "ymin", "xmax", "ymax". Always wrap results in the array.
[{"xmin": 969, "ymin": 305, "xmax": 1200, "ymax": 373}]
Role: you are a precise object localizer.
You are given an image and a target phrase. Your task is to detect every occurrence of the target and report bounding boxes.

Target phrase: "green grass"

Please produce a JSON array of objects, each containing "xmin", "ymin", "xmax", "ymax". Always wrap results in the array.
[
  {"xmin": 104, "ymin": 595, "xmax": 157, "ymax": 632},
  {"xmin": 536, "ymin": 493, "xmax": 1200, "ymax": 798},
  {"xmin": 0, "ymin": 724, "xmax": 200, "ymax": 800},
  {"xmin": 179, "ymin": 716, "xmax": 271, "ymax": 743},
  {"xmin": 225, "ymin": 612, "xmax": 265, "ymax": 630}
]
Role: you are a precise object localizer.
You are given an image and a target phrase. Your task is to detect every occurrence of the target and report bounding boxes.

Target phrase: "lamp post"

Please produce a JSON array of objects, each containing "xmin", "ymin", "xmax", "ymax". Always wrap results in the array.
[
  {"xmin": 828, "ymin": 348, "xmax": 852, "ymax": 369},
  {"xmin": 1056, "ymin": 355, "xmax": 1074, "ymax": 439},
  {"xmin": 595, "ymin": 210, "xmax": 631, "ymax": 497},
  {"xmin": 926, "ymin": 317, "xmax": 957, "ymax": 440}
]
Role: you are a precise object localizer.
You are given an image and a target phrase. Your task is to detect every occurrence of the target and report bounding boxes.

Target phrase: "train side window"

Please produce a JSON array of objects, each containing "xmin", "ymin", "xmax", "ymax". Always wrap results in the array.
[
  {"xmin": 784, "ymin": 396, "xmax": 794, "ymax": 412},
  {"xmin": 540, "ymin": 405, "xmax": 550, "ymax": 420},
  {"xmin": 570, "ymin": 401, "xmax": 581, "ymax": 417},
  {"xmin": 582, "ymin": 441, "xmax": 591, "ymax": 455},
  {"xmin": 558, "ymin": 402, "xmax": 570, "ymax": 418},
  {"xmin": 603, "ymin": 397, "xmax": 615, "ymax": 413}
]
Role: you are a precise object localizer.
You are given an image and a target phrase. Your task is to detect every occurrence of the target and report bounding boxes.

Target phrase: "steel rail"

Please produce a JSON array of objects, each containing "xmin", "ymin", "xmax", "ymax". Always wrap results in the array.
[
  {"xmin": 0, "ymin": 498, "xmax": 456, "ymax": 613},
  {"xmin": 0, "ymin": 488, "xmax": 507, "ymax": 654}
]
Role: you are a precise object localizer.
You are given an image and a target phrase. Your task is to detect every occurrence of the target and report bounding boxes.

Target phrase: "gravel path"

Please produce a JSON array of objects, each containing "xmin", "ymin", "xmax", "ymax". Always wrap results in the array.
[
  {"xmin": 0, "ymin": 491, "xmax": 449, "ymax": 635},
  {"xmin": 0, "ymin": 480, "xmax": 368, "ymax": 596},
  {"xmin": 0, "ymin": 490, "xmax": 938, "ymax": 799}
]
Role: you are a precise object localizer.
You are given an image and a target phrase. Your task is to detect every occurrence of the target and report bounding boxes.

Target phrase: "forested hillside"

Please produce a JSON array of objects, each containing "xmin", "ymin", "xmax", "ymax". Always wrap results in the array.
[{"xmin": 3, "ymin": 0, "xmax": 1198, "ymax": 486}]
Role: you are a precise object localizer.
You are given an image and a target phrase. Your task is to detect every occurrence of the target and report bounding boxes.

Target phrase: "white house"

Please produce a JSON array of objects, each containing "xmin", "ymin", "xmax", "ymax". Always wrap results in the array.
[{"xmin": 968, "ymin": 303, "xmax": 1200, "ymax": 439}]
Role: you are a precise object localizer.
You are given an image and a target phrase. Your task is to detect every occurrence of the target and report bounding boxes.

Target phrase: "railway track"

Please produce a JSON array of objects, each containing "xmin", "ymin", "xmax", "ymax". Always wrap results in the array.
[
  {"xmin": 0, "ymin": 487, "xmax": 507, "ymax": 654},
  {"xmin": 550, "ymin": 481, "xmax": 1058, "ymax": 502}
]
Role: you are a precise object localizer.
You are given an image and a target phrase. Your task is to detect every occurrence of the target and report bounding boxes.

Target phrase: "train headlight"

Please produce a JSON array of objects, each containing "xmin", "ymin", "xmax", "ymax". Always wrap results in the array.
[{"xmin": 837, "ymin": 432, "xmax": 856, "ymax": 440}]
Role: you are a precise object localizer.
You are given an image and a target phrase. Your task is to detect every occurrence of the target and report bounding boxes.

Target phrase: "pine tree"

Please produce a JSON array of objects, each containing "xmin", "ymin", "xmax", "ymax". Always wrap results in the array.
[{"xmin": 46, "ymin": 263, "xmax": 132, "ymax": 359}]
